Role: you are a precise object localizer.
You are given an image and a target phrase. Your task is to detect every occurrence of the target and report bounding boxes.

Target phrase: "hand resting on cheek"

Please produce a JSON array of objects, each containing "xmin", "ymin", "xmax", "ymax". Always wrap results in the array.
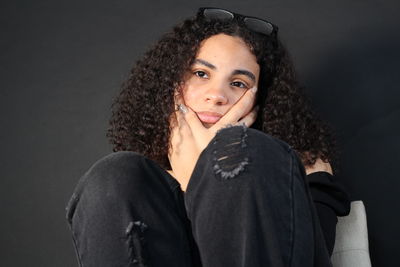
[{"xmin": 168, "ymin": 86, "xmax": 259, "ymax": 191}]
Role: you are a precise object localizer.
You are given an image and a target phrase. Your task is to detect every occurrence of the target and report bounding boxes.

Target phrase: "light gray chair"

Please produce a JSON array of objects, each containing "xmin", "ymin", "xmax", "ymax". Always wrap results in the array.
[{"xmin": 331, "ymin": 200, "xmax": 372, "ymax": 267}]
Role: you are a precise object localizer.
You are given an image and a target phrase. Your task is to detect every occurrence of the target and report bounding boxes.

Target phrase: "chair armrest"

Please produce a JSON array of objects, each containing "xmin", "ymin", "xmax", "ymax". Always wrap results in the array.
[{"xmin": 331, "ymin": 200, "xmax": 372, "ymax": 267}]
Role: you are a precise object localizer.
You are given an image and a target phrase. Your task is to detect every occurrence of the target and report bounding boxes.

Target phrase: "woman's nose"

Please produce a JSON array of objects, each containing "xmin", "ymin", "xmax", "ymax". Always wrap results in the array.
[{"xmin": 204, "ymin": 85, "xmax": 229, "ymax": 105}]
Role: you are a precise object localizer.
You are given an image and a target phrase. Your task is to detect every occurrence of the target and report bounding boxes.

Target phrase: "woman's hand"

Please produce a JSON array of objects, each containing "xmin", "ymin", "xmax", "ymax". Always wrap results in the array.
[{"xmin": 168, "ymin": 87, "xmax": 258, "ymax": 191}]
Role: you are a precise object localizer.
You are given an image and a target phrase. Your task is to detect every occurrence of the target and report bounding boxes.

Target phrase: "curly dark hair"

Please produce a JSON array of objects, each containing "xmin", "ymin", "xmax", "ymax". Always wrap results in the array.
[{"xmin": 106, "ymin": 13, "xmax": 338, "ymax": 171}]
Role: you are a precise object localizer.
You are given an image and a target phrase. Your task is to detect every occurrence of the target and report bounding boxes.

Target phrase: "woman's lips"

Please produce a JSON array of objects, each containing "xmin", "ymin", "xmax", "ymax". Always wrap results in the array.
[{"xmin": 196, "ymin": 111, "xmax": 223, "ymax": 124}]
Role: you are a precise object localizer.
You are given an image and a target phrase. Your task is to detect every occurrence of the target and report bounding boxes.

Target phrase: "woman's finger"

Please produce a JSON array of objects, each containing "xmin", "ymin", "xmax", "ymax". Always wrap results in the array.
[
  {"xmin": 175, "ymin": 105, "xmax": 192, "ymax": 134},
  {"xmin": 173, "ymin": 91, "xmax": 190, "ymax": 129},
  {"xmin": 216, "ymin": 86, "xmax": 257, "ymax": 127},
  {"xmin": 169, "ymin": 107, "xmax": 193, "ymax": 158},
  {"xmin": 177, "ymin": 103, "xmax": 206, "ymax": 135},
  {"xmin": 237, "ymin": 105, "xmax": 259, "ymax": 127},
  {"xmin": 172, "ymin": 90, "xmax": 208, "ymax": 148}
]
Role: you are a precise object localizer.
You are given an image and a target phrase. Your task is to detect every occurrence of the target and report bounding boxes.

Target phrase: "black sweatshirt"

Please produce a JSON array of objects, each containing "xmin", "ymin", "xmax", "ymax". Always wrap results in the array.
[{"xmin": 306, "ymin": 171, "xmax": 351, "ymax": 256}]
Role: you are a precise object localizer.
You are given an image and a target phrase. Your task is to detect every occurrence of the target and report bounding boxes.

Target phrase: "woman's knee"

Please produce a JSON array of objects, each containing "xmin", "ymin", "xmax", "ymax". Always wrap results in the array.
[
  {"xmin": 201, "ymin": 125, "xmax": 294, "ymax": 180},
  {"xmin": 65, "ymin": 151, "xmax": 158, "ymax": 223}
]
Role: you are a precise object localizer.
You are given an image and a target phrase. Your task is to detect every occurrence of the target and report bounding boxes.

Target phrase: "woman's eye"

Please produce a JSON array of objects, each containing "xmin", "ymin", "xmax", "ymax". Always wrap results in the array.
[
  {"xmin": 231, "ymin": 81, "xmax": 248, "ymax": 89},
  {"xmin": 194, "ymin": 71, "xmax": 208, "ymax": 78}
]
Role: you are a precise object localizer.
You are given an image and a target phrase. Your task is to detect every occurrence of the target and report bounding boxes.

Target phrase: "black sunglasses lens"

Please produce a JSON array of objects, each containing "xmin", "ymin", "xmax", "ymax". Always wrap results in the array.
[
  {"xmin": 244, "ymin": 17, "xmax": 274, "ymax": 35},
  {"xmin": 203, "ymin": 8, "xmax": 234, "ymax": 20}
]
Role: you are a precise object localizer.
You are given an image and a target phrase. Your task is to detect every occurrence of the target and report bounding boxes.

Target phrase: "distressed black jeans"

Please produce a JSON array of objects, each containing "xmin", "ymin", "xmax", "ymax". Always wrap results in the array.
[{"xmin": 65, "ymin": 126, "xmax": 332, "ymax": 267}]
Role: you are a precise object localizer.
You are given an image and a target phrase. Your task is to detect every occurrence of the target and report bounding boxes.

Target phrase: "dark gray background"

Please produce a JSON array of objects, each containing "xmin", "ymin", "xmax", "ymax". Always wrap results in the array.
[{"xmin": 1, "ymin": 0, "xmax": 399, "ymax": 266}]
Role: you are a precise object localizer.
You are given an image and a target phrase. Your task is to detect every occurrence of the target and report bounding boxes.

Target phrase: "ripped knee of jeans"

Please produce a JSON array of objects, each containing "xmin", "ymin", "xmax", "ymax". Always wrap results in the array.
[
  {"xmin": 125, "ymin": 220, "xmax": 148, "ymax": 266},
  {"xmin": 212, "ymin": 124, "xmax": 249, "ymax": 180}
]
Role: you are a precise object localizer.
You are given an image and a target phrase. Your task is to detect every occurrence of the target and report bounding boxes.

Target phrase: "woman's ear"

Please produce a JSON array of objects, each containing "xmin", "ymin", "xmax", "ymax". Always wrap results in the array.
[
  {"xmin": 173, "ymin": 81, "xmax": 185, "ymax": 94},
  {"xmin": 179, "ymin": 81, "xmax": 186, "ymax": 91},
  {"xmin": 173, "ymin": 81, "xmax": 187, "ymax": 105}
]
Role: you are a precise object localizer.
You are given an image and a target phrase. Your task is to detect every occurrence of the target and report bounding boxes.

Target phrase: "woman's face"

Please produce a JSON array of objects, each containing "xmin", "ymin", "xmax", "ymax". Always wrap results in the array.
[{"xmin": 181, "ymin": 33, "xmax": 260, "ymax": 128}]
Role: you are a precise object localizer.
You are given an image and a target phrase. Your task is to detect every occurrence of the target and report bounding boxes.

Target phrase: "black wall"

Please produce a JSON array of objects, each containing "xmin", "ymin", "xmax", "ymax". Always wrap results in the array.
[{"xmin": 1, "ymin": 0, "xmax": 399, "ymax": 266}]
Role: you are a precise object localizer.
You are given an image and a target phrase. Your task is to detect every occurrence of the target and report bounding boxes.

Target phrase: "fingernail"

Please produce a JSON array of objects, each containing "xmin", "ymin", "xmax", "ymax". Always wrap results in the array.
[
  {"xmin": 251, "ymin": 86, "xmax": 257, "ymax": 93},
  {"xmin": 178, "ymin": 103, "xmax": 188, "ymax": 114}
]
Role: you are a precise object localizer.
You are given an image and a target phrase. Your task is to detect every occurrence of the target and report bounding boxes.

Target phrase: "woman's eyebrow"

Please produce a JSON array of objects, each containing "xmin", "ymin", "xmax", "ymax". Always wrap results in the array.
[
  {"xmin": 232, "ymin": 70, "xmax": 255, "ymax": 82},
  {"xmin": 194, "ymin": 59, "xmax": 256, "ymax": 82},
  {"xmin": 194, "ymin": 59, "xmax": 216, "ymax": 69}
]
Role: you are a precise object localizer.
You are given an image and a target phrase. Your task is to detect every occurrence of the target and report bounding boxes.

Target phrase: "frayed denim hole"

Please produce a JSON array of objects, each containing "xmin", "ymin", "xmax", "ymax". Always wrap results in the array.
[
  {"xmin": 213, "ymin": 125, "xmax": 249, "ymax": 180},
  {"xmin": 125, "ymin": 221, "xmax": 149, "ymax": 266}
]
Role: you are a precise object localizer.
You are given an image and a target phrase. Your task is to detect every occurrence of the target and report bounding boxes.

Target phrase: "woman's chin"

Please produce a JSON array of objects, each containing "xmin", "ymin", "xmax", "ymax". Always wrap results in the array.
[{"xmin": 202, "ymin": 122, "xmax": 214, "ymax": 128}]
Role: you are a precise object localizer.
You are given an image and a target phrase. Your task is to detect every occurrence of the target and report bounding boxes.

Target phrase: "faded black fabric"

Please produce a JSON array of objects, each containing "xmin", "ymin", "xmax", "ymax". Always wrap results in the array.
[
  {"xmin": 65, "ymin": 126, "xmax": 343, "ymax": 266},
  {"xmin": 65, "ymin": 152, "xmax": 199, "ymax": 267},
  {"xmin": 306, "ymin": 171, "xmax": 351, "ymax": 256}
]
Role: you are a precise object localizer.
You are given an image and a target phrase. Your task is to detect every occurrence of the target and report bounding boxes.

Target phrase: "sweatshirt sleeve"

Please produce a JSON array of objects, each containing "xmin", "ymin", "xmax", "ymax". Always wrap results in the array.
[{"xmin": 305, "ymin": 171, "xmax": 351, "ymax": 256}]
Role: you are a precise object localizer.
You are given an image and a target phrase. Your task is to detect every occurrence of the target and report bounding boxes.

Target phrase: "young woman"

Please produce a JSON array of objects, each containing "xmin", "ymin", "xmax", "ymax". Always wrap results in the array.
[{"xmin": 66, "ymin": 7, "xmax": 350, "ymax": 267}]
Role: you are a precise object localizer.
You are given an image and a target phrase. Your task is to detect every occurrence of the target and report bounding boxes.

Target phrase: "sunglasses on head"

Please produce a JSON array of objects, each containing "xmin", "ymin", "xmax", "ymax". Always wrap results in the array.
[{"xmin": 197, "ymin": 7, "xmax": 279, "ymax": 37}]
